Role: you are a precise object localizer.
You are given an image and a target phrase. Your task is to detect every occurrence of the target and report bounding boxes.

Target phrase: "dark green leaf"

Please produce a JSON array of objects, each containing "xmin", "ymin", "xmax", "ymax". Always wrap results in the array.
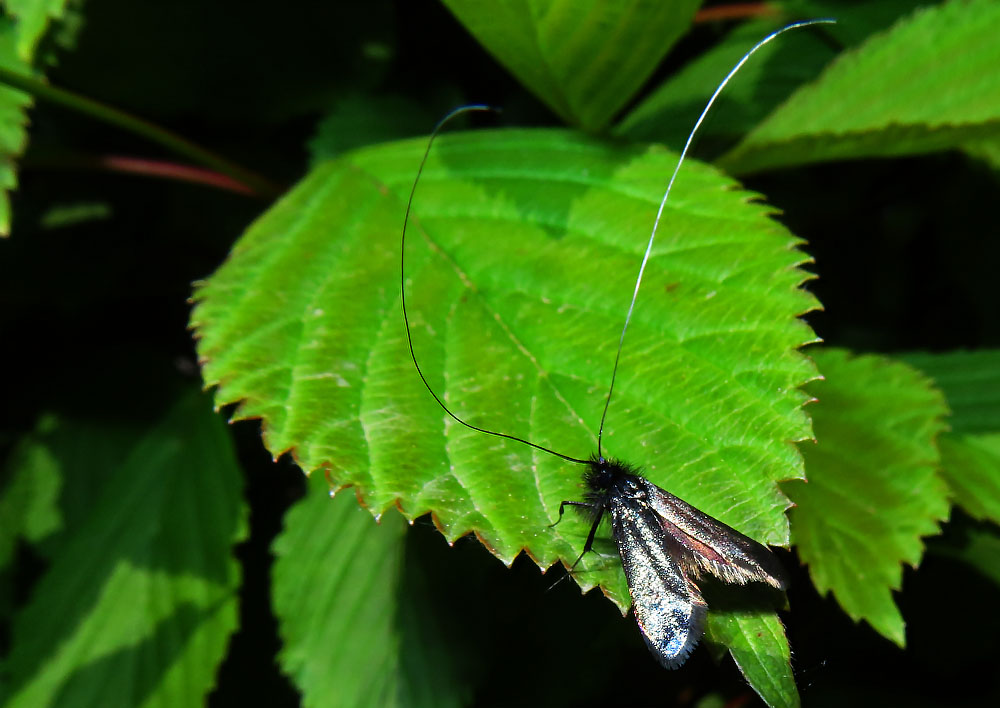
[
  {"xmin": 273, "ymin": 472, "xmax": 468, "ymax": 708},
  {"xmin": 440, "ymin": 0, "xmax": 699, "ymax": 131},
  {"xmin": 0, "ymin": 416, "xmax": 62, "ymax": 569},
  {"xmin": 308, "ymin": 94, "xmax": 438, "ymax": 165},
  {"xmin": 1, "ymin": 390, "xmax": 248, "ymax": 707},
  {"xmin": 900, "ymin": 349, "xmax": 1000, "ymax": 434},
  {"xmin": 939, "ymin": 434, "xmax": 1000, "ymax": 525},
  {"xmin": 786, "ymin": 348, "xmax": 950, "ymax": 645},
  {"xmin": 931, "ymin": 525, "xmax": 1000, "ymax": 588}
]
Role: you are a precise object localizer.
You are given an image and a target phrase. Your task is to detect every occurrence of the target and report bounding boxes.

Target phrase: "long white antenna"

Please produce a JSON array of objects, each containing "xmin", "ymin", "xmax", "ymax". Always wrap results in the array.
[{"xmin": 596, "ymin": 18, "xmax": 836, "ymax": 456}]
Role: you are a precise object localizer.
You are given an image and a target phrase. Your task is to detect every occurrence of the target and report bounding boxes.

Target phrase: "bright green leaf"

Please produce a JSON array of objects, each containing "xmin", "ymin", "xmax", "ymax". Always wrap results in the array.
[
  {"xmin": 440, "ymin": 0, "xmax": 699, "ymax": 131},
  {"xmin": 191, "ymin": 128, "xmax": 817, "ymax": 627},
  {"xmin": 939, "ymin": 433, "xmax": 1000, "ymax": 525},
  {"xmin": 786, "ymin": 348, "xmax": 950, "ymax": 646},
  {"xmin": 273, "ymin": 472, "xmax": 468, "ymax": 708},
  {"xmin": 720, "ymin": 0, "xmax": 1000, "ymax": 174},
  {"xmin": 900, "ymin": 349, "xmax": 1000, "ymax": 434},
  {"xmin": 1, "ymin": 390, "xmax": 248, "ymax": 708}
]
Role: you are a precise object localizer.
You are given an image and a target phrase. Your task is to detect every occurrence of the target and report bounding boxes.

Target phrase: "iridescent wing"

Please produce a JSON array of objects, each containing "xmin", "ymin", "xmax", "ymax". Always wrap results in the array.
[
  {"xmin": 640, "ymin": 478, "xmax": 787, "ymax": 589},
  {"xmin": 609, "ymin": 495, "xmax": 707, "ymax": 668}
]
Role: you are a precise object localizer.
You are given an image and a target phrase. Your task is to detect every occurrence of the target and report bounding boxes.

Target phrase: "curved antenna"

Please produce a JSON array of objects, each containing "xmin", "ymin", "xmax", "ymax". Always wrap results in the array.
[
  {"xmin": 596, "ymin": 18, "xmax": 836, "ymax": 457},
  {"xmin": 402, "ymin": 104, "xmax": 590, "ymax": 466}
]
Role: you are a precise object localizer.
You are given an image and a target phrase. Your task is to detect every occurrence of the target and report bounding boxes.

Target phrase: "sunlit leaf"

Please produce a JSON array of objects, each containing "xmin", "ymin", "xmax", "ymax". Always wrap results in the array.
[
  {"xmin": 720, "ymin": 0, "xmax": 1000, "ymax": 174},
  {"xmin": 191, "ymin": 129, "xmax": 818, "ymax": 672}
]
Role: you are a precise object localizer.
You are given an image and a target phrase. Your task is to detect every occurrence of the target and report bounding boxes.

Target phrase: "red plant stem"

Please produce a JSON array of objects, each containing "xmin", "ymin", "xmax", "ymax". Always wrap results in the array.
[{"xmin": 96, "ymin": 156, "xmax": 258, "ymax": 195}]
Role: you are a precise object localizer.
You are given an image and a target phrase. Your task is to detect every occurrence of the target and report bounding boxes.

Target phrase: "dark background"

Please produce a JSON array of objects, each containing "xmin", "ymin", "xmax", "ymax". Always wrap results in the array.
[{"xmin": 2, "ymin": 0, "xmax": 997, "ymax": 705}]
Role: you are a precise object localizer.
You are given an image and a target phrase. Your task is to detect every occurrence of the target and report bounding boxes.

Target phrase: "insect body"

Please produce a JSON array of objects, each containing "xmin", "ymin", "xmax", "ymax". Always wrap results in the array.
[{"xmin": 558, "ymin": 455, "xmax": 787, "ymax": 668}]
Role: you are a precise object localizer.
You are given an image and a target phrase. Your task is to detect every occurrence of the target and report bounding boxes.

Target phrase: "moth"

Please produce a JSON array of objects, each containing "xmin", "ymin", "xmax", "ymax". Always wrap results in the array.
[
  {"xmin": 555, "ymin": 454, "xmax": 787, "ymax": 668},
  {"xmin": 401, "ymin": 19, "xmax": 831, "ymax": 669}
]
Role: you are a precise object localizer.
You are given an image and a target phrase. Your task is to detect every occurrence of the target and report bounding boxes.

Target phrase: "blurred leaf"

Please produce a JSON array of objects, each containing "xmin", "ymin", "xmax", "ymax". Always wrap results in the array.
[
  {"xmin": 939, "ymin": 434, "xmax": 1000, "ymax": 525},
  {"xmin": 932, "ymin": 525, "xmax": 1000, "ymax": 588},
  {"xmin": 964, "ymin": 137, "xmax": 1000, "ymax": 171},
  {"xmin": 1, "ymin": 390, "xmax": 248, "ymax": 708},
  {"xmin": 0, "ymin": 21, "xmax": 34, "ymax": 236},
  {"xmin": 786, "ymin": 348, "xmax": 950, "ymax": 646},
  {"xmin": 308, "ymin": 94, "xmax": 437, "ymax": 164},
  {"xmin": 4, "ymin": 0, "xmax": 73, "ymax": 60},
  {"xmin": 38, "ymin": 201, "xmax": 112, "ymax": 229},
  {"xmin": 440, "ymin": 0, "xmax": 699, "ymax": 131},
  {"xmin": 0, "ymin": 0, "xmax": 74, "ymax": 234},
  {"xmin": 0, "ymin": 415, "xmax": 61, "ymax": 568},
  {"xmin": 192, "ymin": 128, "xmax": 818, "ymax": 616},
  {"xmin": 615, "ymin": 17, "xmax": 840, "ymax": 149},
  {"xmin": 273, "ymin": 472, "xmax": 468, "ymax": 708},
  {"xmin": 617, "ymin": 1, "xmax": 928, "ymax": 149},
  {"xmin": 720, "ymin": 0, "xmax": 1000, "ymax": 174},
  {"xmin": 0, "ymin": 415, "xmax": 141, "ymax": 568},
  {"xmin": 900, "ymin": 349, "xmax": 1000, "ymax": 434}
]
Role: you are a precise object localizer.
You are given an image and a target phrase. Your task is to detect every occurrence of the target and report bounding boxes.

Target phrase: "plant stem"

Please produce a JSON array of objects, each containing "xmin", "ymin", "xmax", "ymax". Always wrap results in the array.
[{"xmin": 0, "ymin": 66, "xmax": 282, "ymax": 198}]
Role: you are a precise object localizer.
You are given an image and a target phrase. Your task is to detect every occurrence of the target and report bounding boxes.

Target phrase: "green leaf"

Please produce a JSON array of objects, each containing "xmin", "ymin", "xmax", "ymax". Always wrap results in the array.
[
  {"xmin": 939, "ymin": 434, "xmax": 1000, "ymax": 525},
  {"xmin": 0, "ymin": 415, "xmax": 62, "ymax": 568},
  {"xmin": 0, "ymin": 0, "xmax": 75, "ymax": 235},
  {"xmin": 5, "ymin": 0, "xmax": 74, "ymax": 60},
  {"xmin": 900, "ymin": 349, "xmax": 1000, "ymax": 434},
  {"xmin": 615, "ymin": 17, "xmax": 841, "ymax": 149},
  {"xmin": 964, "ymin": 136, "xmax": 1000, "ymax": 171},
  {"xmin": 786, "ymin": 348, "xmax": 950, "ymax": 646},
  {"xmin": 191, "ymin": 128, "xmax": 818, "ymax": 618},
  {"xmin": 273, "ymin": 472, "xmax": 468, "ymax": 708},
  {"xmin": 1, "ymin": 390, "xmax": 248, "ymax": 708},
  {"xmin": 931, "ymin": 525, "xmax": 1000, "ymax": 588},
  {"xmin": 898, "ymin": 349, "xmax": 1000, "ymax": 523},
  {"xmin": 616, "ymin": 1, "xmax": 927, "ymax": 149},
  {"xmin": 720, "ymin": 0, "xmax": 1000, "ymax": 174},
  {"xmin": 704, "ymin": 587, "xmax": 797, "ymax": 708},
  {"xmin": 308, "ymin": 94, "xmax": 438, "ymax": 165},
  {"xmin": 440, "ymin": 0, "xmax": 699, "ymax": 131},
  {"xmin": 0, "ymin": 21, "xmax": 33, "ymax": 236}
]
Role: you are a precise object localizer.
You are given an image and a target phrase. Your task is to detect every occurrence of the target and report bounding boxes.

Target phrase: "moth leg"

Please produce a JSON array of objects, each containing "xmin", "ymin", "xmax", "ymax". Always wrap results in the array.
[
  {"xmin": 564, "ymin": 509, "xmax": 605, "ymax": 572},
  {"xmin": 550, "ymin": 500, "xmax": 594, "ymax": 527}
]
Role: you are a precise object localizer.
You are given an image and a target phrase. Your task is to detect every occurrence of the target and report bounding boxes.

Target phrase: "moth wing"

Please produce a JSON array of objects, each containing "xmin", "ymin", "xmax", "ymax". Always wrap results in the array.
[
  {"xmin": 610, "ymin": 498, "xmax": 707, "ymax": 669},
  {"xmin": 640, "ymin": 478, "xmax": 787, "ymax": 589}
]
